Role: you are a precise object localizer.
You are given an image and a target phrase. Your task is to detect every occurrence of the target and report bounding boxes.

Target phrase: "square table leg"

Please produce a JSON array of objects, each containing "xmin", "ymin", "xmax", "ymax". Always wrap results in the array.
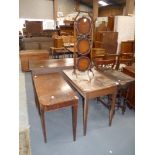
[
  {"xmin": 72, "ymin": 104, "xmax": 78, "ymax": 141},
  {"xmin": 109, "ymin": 92, "xmax": 117, "ymax": 126},
  {"xmin": 40, "ymin": 109, "xmax": 47, "ymax": 143},
  {"xmin": 83, "ymin": 98, "xmax": 89, "ymax": 136}
]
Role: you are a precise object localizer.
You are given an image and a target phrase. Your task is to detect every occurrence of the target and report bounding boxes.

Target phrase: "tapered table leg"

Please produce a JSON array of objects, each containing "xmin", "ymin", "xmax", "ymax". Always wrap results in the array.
[
  {"xmin": 83, "ymin": 98, "xmax": 89, "ymax": 136},
  {"xmin": 72, "ymin": 104, "xmax": 78, "ymax": 141},
  {"xmin": 109, "ymin": 93, "xmax": 117, "ymax": 126},
  {"xmin": 40, "ymin": 109, "xmax": 47, "ymax": 143}
]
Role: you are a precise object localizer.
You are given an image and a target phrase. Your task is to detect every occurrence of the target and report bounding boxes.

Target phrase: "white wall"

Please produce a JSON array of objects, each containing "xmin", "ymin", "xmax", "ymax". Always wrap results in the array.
[
  {"xmin": 57, "ymin": 0, "xmax": 92, "ymax": 16},
  {"xmin": 19, "ymin": 0, "xmax": 92, "ymax": 19},
  {"xmin": 19, "ymin": 0, "xmax": 53, "ymax": 19},
  {"xmin": 114, "ymin": 16, "xmax": 135, "ymax": 53}
]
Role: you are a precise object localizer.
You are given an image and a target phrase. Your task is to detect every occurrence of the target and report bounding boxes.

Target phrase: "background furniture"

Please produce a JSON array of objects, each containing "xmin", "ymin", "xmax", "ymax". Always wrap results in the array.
[
  {"xmin": 93, "ymin": 53, "xmax": 119, "ymax": 70},
  {"xmin": 22, "ymin": 37, "xmax": 53, "ymax": 50},
  {"xmin": 20, "ymin": 50, "xmax": 49, "ymax": 72},
  {"xmin": 25, "ymin": 20, "xmax": 43, "ymax": 37},
  {"xmin": 97, "ymin": 69, "xmax": 135, "ymax": 114},
  {"xmin": 121, "ymin": 40, "xmax": 135, "ymax": 53},
  {"xmin": 94, "ymin": 32, "xmax": 118, "ymax": 54},
  {"xmin": 32, "ymin": 73, "xmax": 78, "ymax": 143},
  {"xmin": 59, "ymin": 25, "xmax": 73, "ymax": 36}
]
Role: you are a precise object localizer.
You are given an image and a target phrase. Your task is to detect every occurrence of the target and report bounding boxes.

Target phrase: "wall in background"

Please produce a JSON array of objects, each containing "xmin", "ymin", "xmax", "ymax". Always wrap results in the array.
[
  {"xmin": 99, "ymin": 5, "xmax": 124, "ymax": 17},
  {"xmin": 19, "ymin": 0, "xmax": 92, "ymax": 19},
  {"xmin": 19, "ymin": 0, "xmax": 53, "ymax": 19},
  {"xmin": 57, "ymin": 0, "xmax": 92, "ymax": 16},
  {"xmin": 114, "ymin": 16, "xmax": 135, "ymax": 53}
]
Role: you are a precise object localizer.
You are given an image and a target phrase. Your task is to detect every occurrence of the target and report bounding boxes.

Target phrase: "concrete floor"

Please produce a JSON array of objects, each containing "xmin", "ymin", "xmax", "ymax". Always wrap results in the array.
[{"xmin": 23, "ymin": 72, "xmax": 135, "ymax": 155}]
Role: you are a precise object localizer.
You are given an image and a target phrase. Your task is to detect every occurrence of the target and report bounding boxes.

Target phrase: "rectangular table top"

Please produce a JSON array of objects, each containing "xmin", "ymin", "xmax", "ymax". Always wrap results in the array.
[
  {"xmin": 63, "ymin": 68, "xmax": 134, "ymax": 94},
  {"xmin": 98, "ymin": 69, "xmax": 135, "ymax": 86},
  {"xmin": 33, "ymin": 73, "xmax": 78, "ymax": 110},
  {"xmin": 30, "ymin": 58, "xmax": 74, "ymax": 70},
  {"xmin": 20, "ymin": 50, "xmax": 49, "ymax": 55},
  {"xmin": 30, "ymin": 58, "xmax": 74, "ymax": 75},
  {"xmin": 63, "ymin": 69, "xmax": 117, "ymax": 93}
]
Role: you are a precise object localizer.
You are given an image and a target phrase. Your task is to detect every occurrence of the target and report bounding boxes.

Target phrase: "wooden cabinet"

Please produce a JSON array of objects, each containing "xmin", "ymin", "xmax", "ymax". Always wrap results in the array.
[
  {"xmin": 121, "ymin": 40, "xmax": 135, "ymax": 53},
  {"xmin": 95, "ymin": 32, "xmax": 118, "ymax": 54}
]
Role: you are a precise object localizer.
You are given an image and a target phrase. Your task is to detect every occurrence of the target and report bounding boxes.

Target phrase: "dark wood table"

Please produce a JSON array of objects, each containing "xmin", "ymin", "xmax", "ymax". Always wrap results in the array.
[
  {"xmin": 63, "ymin": 68, "xmax": 118, "ymax": 136},
  {"xmin": 30, "ymin": 58, "xmax": 74, "ymax": 75},
  {"xmin": 63, "ymin": 68, "xmax": 135, "ymax": 136},
  {"xmin": 122, "ymin": 65, "xmax": 135, "ymax": 108},
  {"xmin": 32, "ymin": 73, "xmax": 78, "ymax": 143}
]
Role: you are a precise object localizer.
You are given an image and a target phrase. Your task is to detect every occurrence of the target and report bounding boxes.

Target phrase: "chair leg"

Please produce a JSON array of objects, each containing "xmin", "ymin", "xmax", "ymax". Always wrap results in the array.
[
  {"xmin": 40, "ymin": 109, "xmax": 47, "ymax": 143},
  {"xmin": 72, "ymin": 104, "xmax": 78, "ymax": 141}
]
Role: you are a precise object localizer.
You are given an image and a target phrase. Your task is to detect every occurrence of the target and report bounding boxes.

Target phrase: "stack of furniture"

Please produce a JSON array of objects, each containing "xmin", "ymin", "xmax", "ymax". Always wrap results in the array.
[
  {"xmin": 22, "ymin": 37, "xmax": 53, "ymax": 50},
  {"xmin": 25, "ymin": 20, "xmax": 43, "ymax": 37},
  {"xmin": 59, "ymin": 25, "xmax": 74, "ymax": 36},
  {"xmin": 94, "ymin": 31, "xmax": 118, "ymax": 54},
  {"xmin": 118, "ymin": 40, "xmax": 135, "ymax": 69}
]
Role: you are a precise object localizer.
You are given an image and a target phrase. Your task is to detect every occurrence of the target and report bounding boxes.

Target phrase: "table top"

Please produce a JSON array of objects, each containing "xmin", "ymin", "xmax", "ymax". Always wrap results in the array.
[
  {"xmin": 63, "ymin": 68, "xmax": 117, "ymax": 93},
  {"xmin": 20, "ymin": 50, "xmax": 49, "ymax": 55},
  {"xmin": 33, "ymin": 73, "xmax": 78, "ymax": 110},
  {"xmin": 63, "ymin": 68, "xmax": 134, "ymax": 94},
  {"xmin": 98, "ymin": 69, "xmax": 135, "ymax": 86},
  {"xmin": 30, "ymin": 58, "xmax": 74, "ymax": 70}
]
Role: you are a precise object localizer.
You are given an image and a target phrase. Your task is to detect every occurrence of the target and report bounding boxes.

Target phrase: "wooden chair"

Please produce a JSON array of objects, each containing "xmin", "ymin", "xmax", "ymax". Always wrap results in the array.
[
  {"xmin": 93, "ymin": 49, "xmax": 119, "ymax": 70},
  {"xmin": 50, "ymin": 37, "xmax": 66, "ymax": 59},
  {"xmin": 116, "ymin": 52, "xmax": 134, "ymax": 70},
  {"xmin": 95, "ymin": 53, "xmax": 131, "ymax": 114}
]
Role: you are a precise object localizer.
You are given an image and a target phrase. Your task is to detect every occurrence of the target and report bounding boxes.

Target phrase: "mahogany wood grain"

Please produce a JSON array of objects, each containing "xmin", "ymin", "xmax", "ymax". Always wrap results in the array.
[{"xmin": 32, "ymin": 73, "xmax": 78, "ymax": 143}]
